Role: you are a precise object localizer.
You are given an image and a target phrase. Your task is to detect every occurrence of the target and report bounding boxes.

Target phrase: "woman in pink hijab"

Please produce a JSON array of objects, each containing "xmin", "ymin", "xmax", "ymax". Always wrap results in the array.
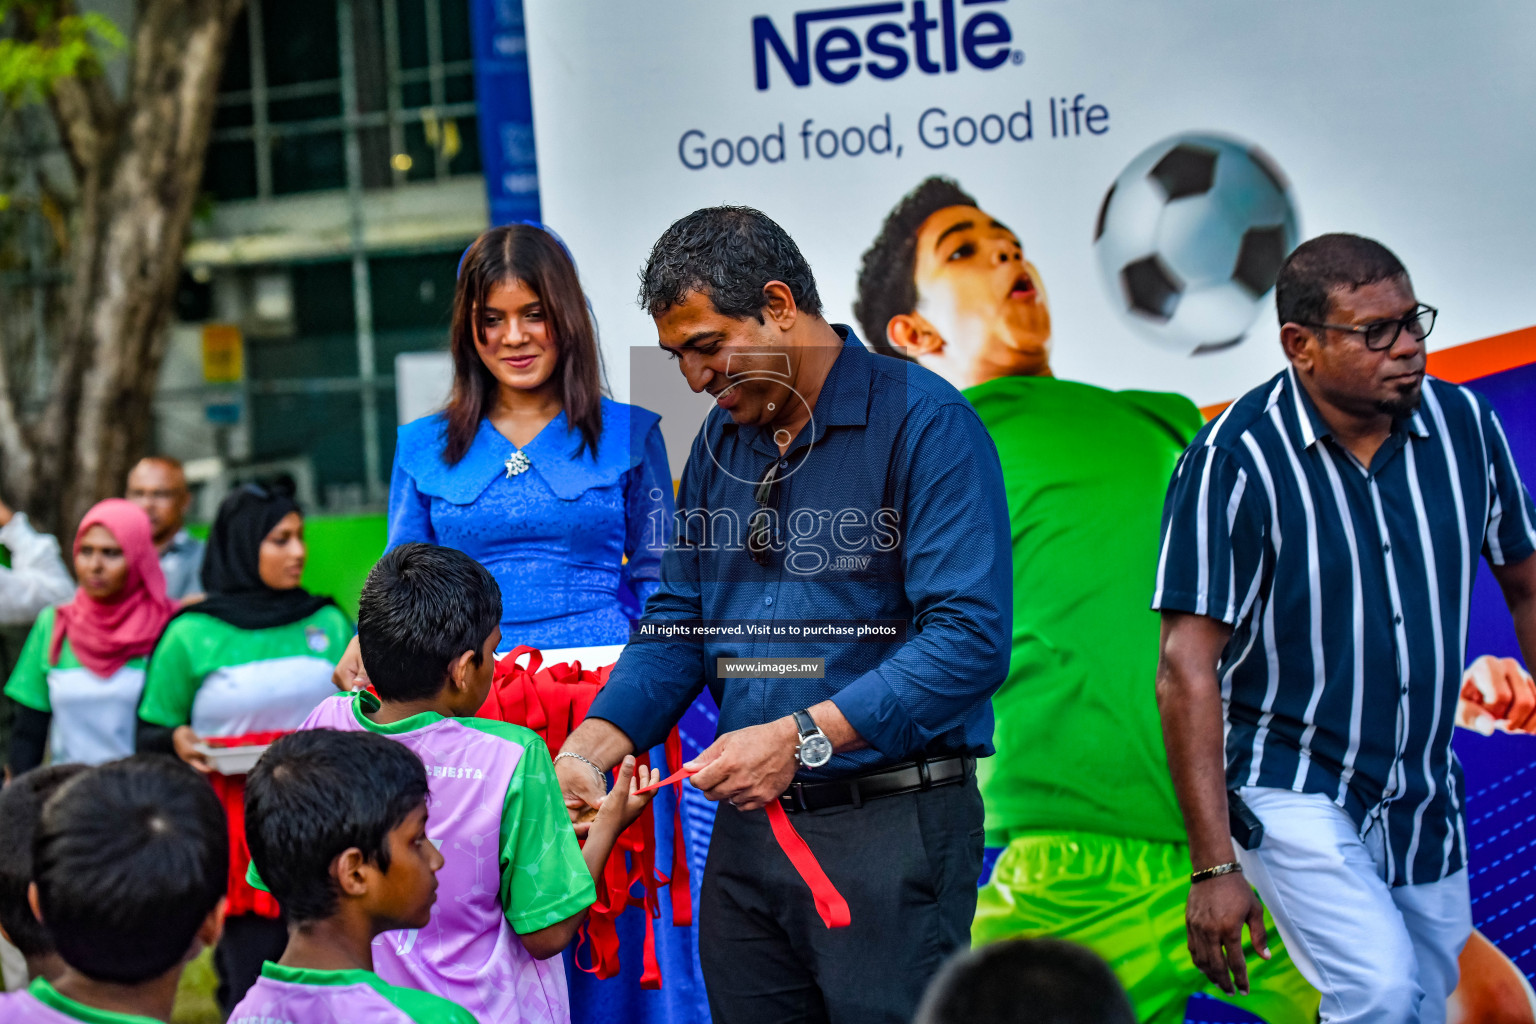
[{"xmin": 4, "ymin": 499, "xmax": 177, "ymax": 775}]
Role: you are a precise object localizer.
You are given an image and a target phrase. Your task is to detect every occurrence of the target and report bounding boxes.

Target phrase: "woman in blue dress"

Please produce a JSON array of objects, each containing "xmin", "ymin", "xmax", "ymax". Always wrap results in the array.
[{"xmin": 343, "ymin": 223, "xmax": 710, "ymax": 1024}]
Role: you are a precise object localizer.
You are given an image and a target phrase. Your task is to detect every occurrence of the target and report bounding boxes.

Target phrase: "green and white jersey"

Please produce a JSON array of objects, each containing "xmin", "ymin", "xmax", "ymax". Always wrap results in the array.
[
  {"xmin": 0, "ymin": 976, "xmax": 164, "ymax": 1023},
  {"xmin": 3, "ymin": 607, "xmax": 146, "ymax": 766},
  {"xmin": 228, "ymin": 962, "xmax": 478, "ymax": 1024},
  {"xmin": 299, "ymin": 691, "xmax": 595, "ymax": 1023},
  {"xmin": 137, "ymin": 606, "xmax": 351, "ymax": 738}
]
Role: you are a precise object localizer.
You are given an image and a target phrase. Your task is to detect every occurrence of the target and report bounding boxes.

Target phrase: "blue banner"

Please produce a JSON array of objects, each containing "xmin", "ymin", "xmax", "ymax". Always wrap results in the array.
[{"xmin": 469, "ymin": 0, "xmax": 540, "ymax": 225}]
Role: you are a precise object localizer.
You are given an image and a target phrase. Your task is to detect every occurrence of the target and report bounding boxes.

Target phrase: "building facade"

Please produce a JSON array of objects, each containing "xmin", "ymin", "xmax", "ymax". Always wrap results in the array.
[{"xmin": 162, "ymin": 0, "xmax": 501, "ymax": 518}]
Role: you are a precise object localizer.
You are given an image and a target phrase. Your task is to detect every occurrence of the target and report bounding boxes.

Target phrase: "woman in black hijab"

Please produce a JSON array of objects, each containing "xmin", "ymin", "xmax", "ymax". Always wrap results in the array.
[
  {"xmin": 136, "ymin": 481, "xmax": 352, "ymax": 1013},
  {"xmin": 194, "ymin": 481, "xmax": 336, "ymax": 630}
]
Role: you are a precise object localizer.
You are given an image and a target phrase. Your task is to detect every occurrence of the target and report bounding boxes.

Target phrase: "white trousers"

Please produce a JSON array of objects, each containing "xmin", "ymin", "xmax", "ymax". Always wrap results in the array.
[{"xmin": 1234, "ymin": 787, "xmax": 1473, "ymax": 1024}]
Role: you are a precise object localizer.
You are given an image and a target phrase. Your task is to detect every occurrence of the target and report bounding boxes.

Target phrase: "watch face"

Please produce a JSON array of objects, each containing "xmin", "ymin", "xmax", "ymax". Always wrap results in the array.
[{"xmin": 798, "ymin": 733, "xmax": 834, "ymax": 768}]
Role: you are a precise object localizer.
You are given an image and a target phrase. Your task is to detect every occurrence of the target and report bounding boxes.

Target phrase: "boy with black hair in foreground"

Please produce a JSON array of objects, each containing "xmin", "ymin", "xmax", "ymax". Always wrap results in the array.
[
  {"xmin": 0, "ymin": 756, "xmax": 227, "ymax": 1023},
  {"xmin": 231, "ymin": 728, "xmax": 474, "ymax": 1023},
  {"xmin": 0, "ymin": 763, "xmax": 87, "ymax": 984},
  {"xmin": 913, "ymin": 937, "xmax": 1136, "ymax": 1024},
  {"xmin": 293, "ymin": 542, "xmax": 659, "ymax": 1023}
]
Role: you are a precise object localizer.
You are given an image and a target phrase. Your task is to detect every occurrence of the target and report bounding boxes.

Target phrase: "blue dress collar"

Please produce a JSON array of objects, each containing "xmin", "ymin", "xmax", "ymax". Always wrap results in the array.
[{"xmin": 397, "ymin": 398, "xmax": 658, "ymax": 503}]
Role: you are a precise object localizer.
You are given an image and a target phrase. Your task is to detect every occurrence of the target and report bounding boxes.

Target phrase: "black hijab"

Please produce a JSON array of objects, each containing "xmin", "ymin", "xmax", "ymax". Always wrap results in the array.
[{"xmin": 190, "ymin": 481, "xmax": 335, "ymax": 631}]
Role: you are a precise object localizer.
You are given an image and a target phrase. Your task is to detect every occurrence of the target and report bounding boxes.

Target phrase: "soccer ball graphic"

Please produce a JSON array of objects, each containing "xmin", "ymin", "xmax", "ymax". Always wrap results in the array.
[{"xmin": 1094, "ymin": 133, "xmax": 1299, "ymax": 355}]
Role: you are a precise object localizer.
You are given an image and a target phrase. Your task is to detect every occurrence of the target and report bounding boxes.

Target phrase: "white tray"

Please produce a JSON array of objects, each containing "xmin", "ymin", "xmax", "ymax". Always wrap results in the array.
[{"xmin": 193, "ymin": 742, "xmax": 269, "ymax": 776}]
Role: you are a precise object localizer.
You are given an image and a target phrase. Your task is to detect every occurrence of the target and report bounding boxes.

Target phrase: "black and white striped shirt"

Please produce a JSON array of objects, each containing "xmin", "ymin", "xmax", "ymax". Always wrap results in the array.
[{"xmin": 1153, "ymin": 368, "xmax": 1536, "ymax": 885}]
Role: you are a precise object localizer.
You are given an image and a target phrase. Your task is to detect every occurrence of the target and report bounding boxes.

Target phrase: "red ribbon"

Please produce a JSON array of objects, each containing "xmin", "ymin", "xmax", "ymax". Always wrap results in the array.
[
  {"xmin": 765, "ymin": 800, "xmax": 852, "ymax": 929},
  {"xmin": 632, "ymin": 763, "xmax": 697, "ymax": 795},
  {"xmin": 483, "ymin": 647, "xmax": 694, "ymax": 988},
  {"xmin": 634, "ymin": 764, "xmax": 851, "ymax": 930},
  {"xmin": 483, "ymin": 646, "xmax": 851, "ymax": 975}
]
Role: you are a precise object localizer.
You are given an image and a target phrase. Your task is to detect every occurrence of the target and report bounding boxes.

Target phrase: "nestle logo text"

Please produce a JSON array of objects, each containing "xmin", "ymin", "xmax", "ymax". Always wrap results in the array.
[{"xmin": 752, "ymin": 0, "xmax": 1013, "ymax": 91}]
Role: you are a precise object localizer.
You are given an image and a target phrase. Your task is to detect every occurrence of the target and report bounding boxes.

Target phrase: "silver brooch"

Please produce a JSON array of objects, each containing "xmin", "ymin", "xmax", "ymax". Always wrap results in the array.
[{"xmin": 504, "ymin": 450, "xmax": 532, "ymax": 478}]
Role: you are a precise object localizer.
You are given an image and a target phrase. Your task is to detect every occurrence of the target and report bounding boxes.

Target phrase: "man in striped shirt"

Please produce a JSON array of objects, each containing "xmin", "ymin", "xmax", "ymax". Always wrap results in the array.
[{"xmin": 1153, "ymin": 234, "xmax": 1536, "ymax": 1022}]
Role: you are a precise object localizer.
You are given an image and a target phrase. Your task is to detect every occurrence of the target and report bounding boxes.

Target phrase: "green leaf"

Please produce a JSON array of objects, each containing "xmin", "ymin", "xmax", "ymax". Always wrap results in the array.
[{"xmin": 0, "ymin": 6, "xmax": 126, "ymax": 106}]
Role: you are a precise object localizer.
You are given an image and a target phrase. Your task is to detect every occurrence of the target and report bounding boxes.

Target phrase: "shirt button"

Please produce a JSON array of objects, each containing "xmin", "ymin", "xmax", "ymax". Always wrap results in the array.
[
  {"xmin": 1394, "ymin": 614, "xmax": 1403, "ymax": 625},
  {"xmin": 763, "ymin": 595, "xmax": 774, "ymax": 607},
  {"xmin": 1401, "ymin": 685, "xmax": 1410, "ymax": 695},
  {"xmin": 779, "ymin": 460, "xmax": 789, "ymax": 470},
  {"xmin": 1383, "ymin": 542, "xmax": 1391, "ymax": 553}
]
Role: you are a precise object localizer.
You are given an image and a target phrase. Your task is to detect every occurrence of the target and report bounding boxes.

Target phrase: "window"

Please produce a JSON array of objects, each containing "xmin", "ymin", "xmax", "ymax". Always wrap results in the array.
[
  {"xmin": 204, "ymin": 0, "xmax": 481, "ymax": 201},
  {"xmin": 174, "ymin": 0, "xmax": 498, "ymax": 513},
  {"xmin": 243, "ymin": 252, "xmax": 462, "ymax": 510}
]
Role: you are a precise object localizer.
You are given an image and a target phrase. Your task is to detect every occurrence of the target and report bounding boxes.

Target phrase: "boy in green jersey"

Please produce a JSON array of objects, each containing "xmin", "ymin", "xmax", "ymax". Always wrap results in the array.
[
  {"xmin": 232, "ymin": 728, "xmax": 476, "ymax": 1024},
  {"xmin": 855, "ymin": 177, "xmax": 1318, "ymax": 1023},
  {"xmin": 0, "ymin": 756, "xmax": 228, "ymax": 1023},
  {"xmin": 292, "ymin": 543, "xmax": 657, "ymax": 1024}
]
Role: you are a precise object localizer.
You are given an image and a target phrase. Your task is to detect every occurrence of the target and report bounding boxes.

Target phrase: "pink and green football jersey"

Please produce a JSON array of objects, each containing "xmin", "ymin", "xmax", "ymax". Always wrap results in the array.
[
  {"xmin": 229, "ymin": 962, "xmax": 477, "ymax": 1024},
  {"xmin": 0, "ymin": 978, "xmax": 163, "ymax": 1023},
  {"xmin": 298, "ymin": 691, "xmax": 595, "ymax": 1024}
]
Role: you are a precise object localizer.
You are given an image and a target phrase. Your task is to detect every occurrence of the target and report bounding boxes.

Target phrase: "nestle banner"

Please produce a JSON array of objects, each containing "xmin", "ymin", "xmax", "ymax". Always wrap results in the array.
[
  {"xmin": 509, "ymin": 1, "xmax": 1536, "ymax": 1018},
  {"xmin": 520, "ymin": 1, "xmax": 1536, "ymax": 406}
]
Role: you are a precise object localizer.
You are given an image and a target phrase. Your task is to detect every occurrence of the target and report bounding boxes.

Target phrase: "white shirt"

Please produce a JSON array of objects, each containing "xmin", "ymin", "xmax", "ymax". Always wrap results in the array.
[{"xmin": 0, "ymin": 512, "xmax": 75, "ymax": 625}]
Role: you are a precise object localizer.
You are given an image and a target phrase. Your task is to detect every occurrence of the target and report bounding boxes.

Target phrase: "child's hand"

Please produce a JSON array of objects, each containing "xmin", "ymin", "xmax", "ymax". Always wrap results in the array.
[
  {"xmin": 590, "ymin": 756, "xmax": 661, "ymax": 838},
  {"xmin": 172, "ymin": 725, "xmax": 216, "ymax": 776}
]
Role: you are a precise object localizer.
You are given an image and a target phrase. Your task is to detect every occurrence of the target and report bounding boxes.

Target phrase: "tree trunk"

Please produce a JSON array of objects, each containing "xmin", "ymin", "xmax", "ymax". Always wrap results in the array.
[{"xmin": 0, "ymin": 0, "xmax": 246, "ymax": 537}]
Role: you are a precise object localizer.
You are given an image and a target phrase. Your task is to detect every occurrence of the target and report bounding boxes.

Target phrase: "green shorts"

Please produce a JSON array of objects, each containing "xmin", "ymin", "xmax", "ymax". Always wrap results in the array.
[{"xmin": 973, "ymin": 831, "xmax": 1320, "ymax": 1024}]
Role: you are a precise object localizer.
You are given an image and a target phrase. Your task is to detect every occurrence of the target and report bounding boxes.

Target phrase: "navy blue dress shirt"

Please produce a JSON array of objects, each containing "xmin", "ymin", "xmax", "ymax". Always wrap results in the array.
[
  {"xmin": 589, "ymin": 327, "xmax": 1012, "ymax": 778},
  {"xmin": 1154, "ymin": 368, "xmax": 1536, "ymax": 885}
]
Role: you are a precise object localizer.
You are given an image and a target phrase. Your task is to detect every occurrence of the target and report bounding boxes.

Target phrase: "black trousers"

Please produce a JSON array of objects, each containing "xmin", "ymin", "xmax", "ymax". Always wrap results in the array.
[
  {"xmin": 214, "ymin": 913, "xmax": 288, "ymax": 1013},
  {"xmin": 699, "ymin": 775, "xmax": 984, "ymax": 1024}
]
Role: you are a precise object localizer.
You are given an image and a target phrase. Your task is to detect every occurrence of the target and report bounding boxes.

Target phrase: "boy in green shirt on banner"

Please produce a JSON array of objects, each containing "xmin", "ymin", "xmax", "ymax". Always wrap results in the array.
[
  {"xmin": 232, "ymin": 728, "xmax": 476, "ymax": 1024},
  {"xmin": 0, "ymin": 756, "xmax": 228, "ymax": 1023},
  {"xmin": 855, "ymin": 177, "xmax": 1318, "ymax": 1023}
]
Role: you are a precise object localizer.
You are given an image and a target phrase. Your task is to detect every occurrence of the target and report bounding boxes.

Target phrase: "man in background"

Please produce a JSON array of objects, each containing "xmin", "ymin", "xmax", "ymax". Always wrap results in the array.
[
  {"xmin": 1155, "ymin": 234, "xmax": 1536, "ymax": 1021},
  {"xmin": 125, "ymin": 456, "xmax": 204, "ymax": 602},
  {"xmin": 854, "ymin": 177, "xmax": 1318, "ymax": 1022}
]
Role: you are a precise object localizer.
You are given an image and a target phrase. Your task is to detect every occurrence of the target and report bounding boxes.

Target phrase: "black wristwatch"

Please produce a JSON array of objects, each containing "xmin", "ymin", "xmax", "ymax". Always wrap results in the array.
[{"xmin": 792, "ymin": 710, "xmax": 834, "ymax": 769}]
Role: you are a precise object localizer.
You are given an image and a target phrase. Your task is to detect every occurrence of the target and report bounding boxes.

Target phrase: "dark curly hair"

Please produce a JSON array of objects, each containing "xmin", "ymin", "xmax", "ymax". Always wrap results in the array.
[
  {"xmin": 854, "ymin": 177, "xmax": 977, "ymax": 358},
  {"xmin": 639, "ymin": 206, "xmax": 822, "ymax": 322},
  {"xmin": 246, "ymin": 729, "xmax": 429, "ymax": 924},
  {"xmin": 1276, "ymin": 233, "xmax": 1408, "ymax": 330},
  {"xmin": 33, "ymin": 756, "xmax": 227, "ymax": 984}
]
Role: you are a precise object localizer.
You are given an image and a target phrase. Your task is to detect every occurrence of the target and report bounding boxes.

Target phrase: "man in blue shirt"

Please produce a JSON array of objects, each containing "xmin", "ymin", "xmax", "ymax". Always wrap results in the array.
[
  {"xmin": 554, "ymin": 206, "xmax": 1012, "ymax": 1024},
  {"xmin": 125, "ymin": 457, "xmax": 205, "ymax": 602},
  {"xmin": 1154, "ymin": 234, "xmax": 1536, "ymax": 1022}
]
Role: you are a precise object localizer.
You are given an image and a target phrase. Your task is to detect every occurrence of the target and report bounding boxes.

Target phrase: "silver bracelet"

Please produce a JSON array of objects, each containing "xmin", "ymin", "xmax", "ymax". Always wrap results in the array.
[
  {"xmin": 554, "ymin": 751, "xmax": 609, "ymax": 793},
  {"xmin": 1190, "ymin": 861, "xmax": 1243, "ymax": 885}
]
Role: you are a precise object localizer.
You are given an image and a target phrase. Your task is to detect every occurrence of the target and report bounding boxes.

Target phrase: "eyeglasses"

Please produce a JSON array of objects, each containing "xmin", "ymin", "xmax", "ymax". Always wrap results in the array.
[
  {"xmin": 1299, "ymin": 304, "xmax": 1437, "ymax": 352},
  {"xmin": 747, "ymin": 460, "xmax": 781, "ymax": 567}
]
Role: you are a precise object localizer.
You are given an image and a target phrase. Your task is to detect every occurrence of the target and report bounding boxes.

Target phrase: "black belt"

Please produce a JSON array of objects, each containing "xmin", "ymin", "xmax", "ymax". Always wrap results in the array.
[{"xmin": 778, "ymin": 755, "xmax": 975, "ymax": 813}]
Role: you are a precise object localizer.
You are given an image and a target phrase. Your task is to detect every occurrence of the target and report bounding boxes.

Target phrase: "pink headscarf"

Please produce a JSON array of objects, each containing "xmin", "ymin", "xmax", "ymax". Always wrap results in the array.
[{"xmin": 49, "ymin": 498, "xmax": 178, "ymax": 678}]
